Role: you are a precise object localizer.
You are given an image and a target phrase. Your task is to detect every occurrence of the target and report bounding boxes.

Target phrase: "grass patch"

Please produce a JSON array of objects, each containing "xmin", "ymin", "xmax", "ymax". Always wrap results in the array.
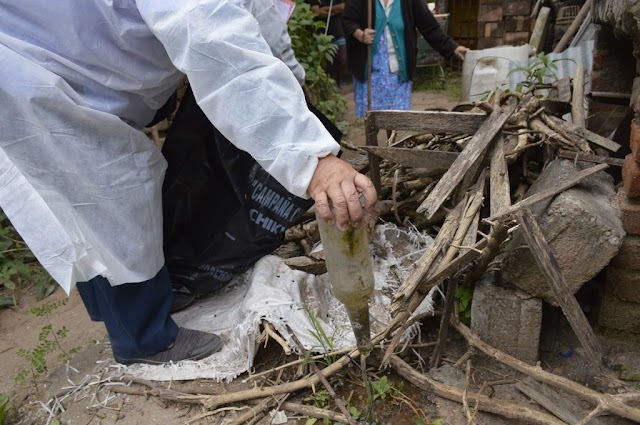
[{"xmin": 413, "ymin": 67, "xmax": 462, "ymax": 100}]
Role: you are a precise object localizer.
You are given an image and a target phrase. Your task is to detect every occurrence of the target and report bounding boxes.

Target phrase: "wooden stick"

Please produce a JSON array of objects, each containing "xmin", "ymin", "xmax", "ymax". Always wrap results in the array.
[
  {"xmin": 515, "ymin": 209, "xmax": 603, "ymax": 364},
  {"xmin": 553, "ymin": 0, "xmax": 593, "ymax": 53},
  {"xmin": 516, "ymin": 377, "xmax": 606, "ymax": 425},
  {"xmin": 453, "ymin": 321, "xmax": 640, "ymax": 423},
  {"xmin": 489, "ymin": 135, "xmax": 511, "ymax": 216},
  {"xmin": 572, "ymin": 65, "xmax": 586, "ymax": 128},
  {"xmin": 281, "ymin": 402, "xmax": 350, "ymax": 423},
  {"xmin": 389, "ymin": 355, "xmax": 565, "ymax": 425},
  {"xmin": 540, "ymin": 113, "xmax": 592, "ymax": 153},
  {"xmin": 418, "ymin": 104, "xmax": 516, "ymax": 218},
  {"xmin": 263, "ymin": 321, "xmax": 292, "ymax": 355},
  {"xmin": 430, "ymin": 277, "xmax": 459, "ymax": 368},
  {"xmin": 557, "ymin": 149, "xmax": 624, "ymax": 167},
  {"xmin": 286, "ymin": 326, "xmax": 357, "ymax": 425},
  {"xmin": 544, "ymin": 114, "xmax": 621, "ymax": 152},
  {"xmin": 486, "ymin": 164, "xmax": 608, "ymax": 221}
]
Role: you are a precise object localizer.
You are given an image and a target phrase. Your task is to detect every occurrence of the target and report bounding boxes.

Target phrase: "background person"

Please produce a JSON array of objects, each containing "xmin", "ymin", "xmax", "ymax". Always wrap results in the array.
[{"xmin": 343, "ymin": 0, "xmax": 469, "ymax": 118}]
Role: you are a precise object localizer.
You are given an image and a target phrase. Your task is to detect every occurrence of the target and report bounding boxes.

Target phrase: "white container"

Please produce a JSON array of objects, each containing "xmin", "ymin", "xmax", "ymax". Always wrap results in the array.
[{"xmin": 461, "ymin": 44, "xmax": 531, "ymax": 102}]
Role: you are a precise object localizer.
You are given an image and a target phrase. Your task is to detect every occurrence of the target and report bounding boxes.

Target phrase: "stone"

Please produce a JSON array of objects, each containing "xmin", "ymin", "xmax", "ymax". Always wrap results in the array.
[
  {"xmin": 614, "ymin": 187, "xmax": 640, "ymax": 234},
  {"xmin": 631, "ymin": 119, "xmax": 640, "ymax": 162},
  {"xmin": 609, "ymin": 235, "xmax": 640, "ymax": 270},
  {"xmin": 501, "ymin": 159, "xmax": 624, "ymax": 305},
  {"xmin": 598, "ymin": 291, "xmax": 640, "ymax": 334},
  {"xmin": 622, "ymin": 153, "xmax": 640, "ymax": 198},
  {"xmin": 429, "ymin": 364, "xmax": 465, "ymax": 388},
  {"xmin": 471, "ymin": 273, "xmax": 542, "ymax": 364},
  {"xmin": 605, "ymin": 267, "xmax": 640, "ymax": 303}
]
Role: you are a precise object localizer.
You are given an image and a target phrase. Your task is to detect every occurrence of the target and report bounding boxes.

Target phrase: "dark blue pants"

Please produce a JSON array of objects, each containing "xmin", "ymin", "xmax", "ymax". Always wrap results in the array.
[{"xmin": 76, "ymin": 265, "xmax": 179, "ymax": 360}]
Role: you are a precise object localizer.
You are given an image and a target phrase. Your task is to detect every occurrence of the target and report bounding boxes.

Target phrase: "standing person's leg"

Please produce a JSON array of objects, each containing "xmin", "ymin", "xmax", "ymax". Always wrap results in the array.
[{"xmin": 77, "ymin": 265, "xmax": 222, "ymax": 364}]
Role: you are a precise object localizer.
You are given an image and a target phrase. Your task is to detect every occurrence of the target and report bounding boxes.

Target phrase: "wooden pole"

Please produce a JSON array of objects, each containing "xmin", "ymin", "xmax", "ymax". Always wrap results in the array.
[
  {"xmin": 553, "ymin": 0, "xmax": 592, "ymax": 53},
  {"xmin": 366, "ymin": 0, "xmax": 373, "ymax": 111}
]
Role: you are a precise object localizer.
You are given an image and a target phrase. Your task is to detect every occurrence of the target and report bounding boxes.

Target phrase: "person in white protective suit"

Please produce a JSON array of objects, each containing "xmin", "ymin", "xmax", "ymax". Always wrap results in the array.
[{"xmin": 0, "ymin": 0, "xmax": 376, "ymax": 365}]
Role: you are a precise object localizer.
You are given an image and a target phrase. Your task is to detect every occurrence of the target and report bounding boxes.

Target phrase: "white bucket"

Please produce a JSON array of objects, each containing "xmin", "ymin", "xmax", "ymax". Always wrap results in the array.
[{"xmin": 461, "ymin": 44, "xmax": 532, "ymax": 102}]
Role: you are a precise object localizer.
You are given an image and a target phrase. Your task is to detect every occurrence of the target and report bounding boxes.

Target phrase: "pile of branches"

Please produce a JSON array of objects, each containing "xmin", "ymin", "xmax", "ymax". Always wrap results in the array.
[{"xmin": 95, "ymin": 85, "xmax": 640, "ymax": 424}]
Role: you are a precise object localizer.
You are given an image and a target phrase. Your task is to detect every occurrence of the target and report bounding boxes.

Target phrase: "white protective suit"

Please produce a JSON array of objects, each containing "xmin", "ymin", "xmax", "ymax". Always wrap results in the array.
[{"xmin": 0, "ymin": 0, "xmax": 340, "ymax": 294}]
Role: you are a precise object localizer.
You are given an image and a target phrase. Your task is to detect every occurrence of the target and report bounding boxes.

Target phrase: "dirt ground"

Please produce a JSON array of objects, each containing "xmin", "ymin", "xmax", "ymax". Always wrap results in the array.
[{"xmin": 2, "ymin": 82, "xmax": 639, "ymax": 425}]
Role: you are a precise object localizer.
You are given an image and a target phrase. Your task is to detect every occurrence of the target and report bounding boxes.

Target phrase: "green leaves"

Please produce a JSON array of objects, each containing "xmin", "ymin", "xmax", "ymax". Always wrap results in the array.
[
  {"xmin": 507, "ymin": 53, "xmax": 575, "ymax": 93},
  {"xmin": 454, "ymin": 285, "xmax": 473, "ymax": 325},
  {"xmin": 288, "ymin": 0, "xmax": 347, "ymax": 123}
]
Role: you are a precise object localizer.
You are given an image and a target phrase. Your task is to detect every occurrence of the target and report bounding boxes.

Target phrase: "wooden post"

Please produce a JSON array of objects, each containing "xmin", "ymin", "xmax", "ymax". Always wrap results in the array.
[
  {"xmin": 571, "ymin": 65, "xmax": 586, "ymax": 128},
  {"xmin": 515, "ymin": 208, "xmax": 603, "ymax": 364}
]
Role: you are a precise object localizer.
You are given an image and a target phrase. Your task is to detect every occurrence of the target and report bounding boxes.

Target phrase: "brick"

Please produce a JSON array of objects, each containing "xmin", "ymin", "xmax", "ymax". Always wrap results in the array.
[
  {"xmin": 478, "ymin": 5, "xmax": 503, "ymax": 22},
  {"xmin": 482, "ymin": 22, "xmax": 504, "ymax": 38},
  {"xmin": 504, "ymin": 16, "xmax": 531, "ymax": 32},
  {"xmin": 605, "ymin": 266, "xmax": 640, "ymax": 303},
  {"xmin": 610, "ymin": 235, "xmax": 640, "ymax": 270},
  {"xmin": 598, "ymin": 291, "xmax": 640, "ymax": 334},
  {"xmin": 614, "ymin": 187, "xmax": 640, "ymax": 235},
  {"xmin": 504, "ymin": 0, "xmax": 530, "ymax": 16},
  {"xmin": 504, "ymin": 31, "xmax": 530, "ymax": 45},
  {"xmin": 622, "ymin": 154, "xmax": 640, "ymax": 198},
  {"xmin": 476, "ymin": 37, "xmax": 504, "ymax": 49},
  {"xmin": 631, "ymin": 119, "xmax": 640, "ymax": 162},
  {"xmin": 631, "ymin": 77, "xmax": 640, "ymax": 113}
]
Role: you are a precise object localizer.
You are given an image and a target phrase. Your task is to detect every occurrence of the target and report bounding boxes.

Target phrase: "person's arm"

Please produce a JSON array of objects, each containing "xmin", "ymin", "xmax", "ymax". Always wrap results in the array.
[
  {"xmin": 342, "ymin": 0, "xmax": 374, "ymax": 44},
  {"xmin": 244, "ymin": 0, "xmax": 305, "ymax": 83},
  {"xmin": 135, "ymin": 0, "xmax": 375, "ymax": 227}
]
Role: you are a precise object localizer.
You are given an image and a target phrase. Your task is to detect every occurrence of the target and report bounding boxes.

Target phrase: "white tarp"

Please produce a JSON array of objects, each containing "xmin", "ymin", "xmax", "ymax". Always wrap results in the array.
[{"xmin": 125, "ymin": 223, "xmax": 437, "ymax": 382}]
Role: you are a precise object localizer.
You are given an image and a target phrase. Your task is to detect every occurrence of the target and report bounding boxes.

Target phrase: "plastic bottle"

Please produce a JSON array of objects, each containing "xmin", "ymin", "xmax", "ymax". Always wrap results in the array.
[{"xmin": 315, "ymin": 211, "xmax": 375, "ymax": 355}]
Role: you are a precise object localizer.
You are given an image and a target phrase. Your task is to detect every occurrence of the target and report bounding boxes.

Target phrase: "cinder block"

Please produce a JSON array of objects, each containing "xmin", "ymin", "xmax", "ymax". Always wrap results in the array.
[
  {"xmin": 478, "ymin": 5, "xmax": 503, "ymax": 22},
  {"xmin": 504, "ymin": 31, "xmax": 530, "ymax": 45},
  {"xmin": 502, "ymin": 160, "xmax": 624, "ymax": 305},
  {"xmin": 630, "ymin": 119, "xmax": 640, "ymax": 162},
  {"xmin": 609, "ymin": 235, "xmax": 640, "ymax": 270},
  {"xmin": 504, "ymin": 16, "xmax": 531, "ymax": 32},
  {"xmin": 615, "ymin": 188, "xmax": 640, "ymax": 235},
  {"xmin": 605, "ymin": 267, "xmax": 640, "ymax": 303},
  {"xmin": 598, "ymin": 291, "xmax": 640, "ymax": 334},
  {"xmin": 622, "ymin": 154, "xmax": 640, "ymax": 199},
  {"xmin": 471, "ymin": 273, "xmax": 542, "ymax": 364},
  {"xmin": 504, "ymin": 0, "xmax": 530, "ymax": 16}
]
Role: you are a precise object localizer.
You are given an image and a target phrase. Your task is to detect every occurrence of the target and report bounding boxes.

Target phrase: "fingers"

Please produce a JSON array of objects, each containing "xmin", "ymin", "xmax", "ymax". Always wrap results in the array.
[
  {"xmin": 363, "ymin": 28, "xmax": 375, "ymax": 44},
  {"xmin": 308, "ymin": 156, "xmax": 378, "ymax": 231}
]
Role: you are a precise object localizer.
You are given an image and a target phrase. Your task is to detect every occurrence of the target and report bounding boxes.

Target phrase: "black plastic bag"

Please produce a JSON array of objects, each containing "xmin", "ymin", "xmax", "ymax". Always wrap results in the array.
[{"xmin": 162, "ymin": 87, "xmax": 341, "ymax": 295}]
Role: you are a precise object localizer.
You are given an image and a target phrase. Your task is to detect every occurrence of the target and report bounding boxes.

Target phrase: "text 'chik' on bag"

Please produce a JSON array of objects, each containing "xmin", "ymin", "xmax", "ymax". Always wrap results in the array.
[{"xmin": 161, "ymin": 87, "xmax": 341, "ymax": 295}]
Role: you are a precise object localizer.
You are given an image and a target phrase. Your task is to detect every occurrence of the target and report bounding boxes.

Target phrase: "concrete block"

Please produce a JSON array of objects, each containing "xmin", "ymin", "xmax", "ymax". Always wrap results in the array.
[
  {"xmin": 609, "ymin": 235, "xmax": 640, "ymax": 270},
  {"xmin": 598, "ymin": 291, "xmax": 640, "ymax": 334},
  {"xmin": 471, "ymin": 273, "xmax": 542, "ymax": 364},
  {"xmin": 615, "ymin": 188, "xmax": 640, "ymax": 234},
  {"xmin": 504, "ymin": 0, "xmax": 530, "ymax": 16},
  {"xmin": 605, "ymin": 267, "xmax": 640, "ymax": 303},
  {"xmin": 623, "ymin": 154, "xmax": 640, "ymax": 199},
  {"xmin": 504, "ymin": 31, "xmax": 530, "ymax": 45},
  {"xmin": 478, "ymin": 5, "xmax": 503, "ymax": 22},
  {"xmin": 502, "ymin": 159, "xmax": 624, "ymax": 305}
]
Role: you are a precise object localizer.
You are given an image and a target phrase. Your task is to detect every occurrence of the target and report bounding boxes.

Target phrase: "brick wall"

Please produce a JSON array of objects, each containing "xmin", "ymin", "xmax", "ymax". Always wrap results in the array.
[{"xmin": 477, "ymin": 0, "xmax": 532, "ymax": 49}]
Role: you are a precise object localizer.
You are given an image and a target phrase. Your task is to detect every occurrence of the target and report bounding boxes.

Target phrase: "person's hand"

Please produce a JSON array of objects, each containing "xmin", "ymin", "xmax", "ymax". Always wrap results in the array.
[
  {"xmin": 355, "ymin": 28, "xmax": 375, "ymax": 44},
  {"xmin": 307, "ymin": 155, "xmax": 377, "ymax": 231},
  {"xmin": 454, "ymin": 45, "xmax": 469, "ymax": 60}
]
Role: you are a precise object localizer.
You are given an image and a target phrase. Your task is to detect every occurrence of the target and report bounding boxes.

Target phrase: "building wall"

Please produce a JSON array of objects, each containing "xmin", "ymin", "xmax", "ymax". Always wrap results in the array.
[{"xmin": 476, "ymin": 0, "xmax": 532, "ymax": 48}]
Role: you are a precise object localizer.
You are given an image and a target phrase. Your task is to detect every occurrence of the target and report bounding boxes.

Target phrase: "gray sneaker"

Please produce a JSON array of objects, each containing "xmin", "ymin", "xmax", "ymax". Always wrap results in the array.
[{"xmin": 114, "ymin": 328, "xmax": 223, "ymax": 365}]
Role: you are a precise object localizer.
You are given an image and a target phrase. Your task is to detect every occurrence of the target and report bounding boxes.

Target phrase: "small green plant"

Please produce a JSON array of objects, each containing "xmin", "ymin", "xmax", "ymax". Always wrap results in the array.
[
  {"xmin": 0, "ymin": 393, "xmax": 9, "ymax": 425},
  {"xmin": 454, "ymin": 285, "xmax": 473, "ymax": 325},
  {"xmin": 15, "ymin": 299, "xmax": 80, "ymax": 392},
  {"xmin": 288, "ymin": 0, "xmax": 347, "ymax": 125},
  {"xmin": 305, "ymin": 307, "xmax": 338, "ymax": 366},
  {"xmin": 507, "ymin": 53, "xmax": 574, "ymax": 93},
  {"xmin": 304, "ymin": 389, "xmax": 332, "ymax": 425},
  {"xmin": 371, "ymin": 375, "xmax": 392, "ymax": 401}
]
